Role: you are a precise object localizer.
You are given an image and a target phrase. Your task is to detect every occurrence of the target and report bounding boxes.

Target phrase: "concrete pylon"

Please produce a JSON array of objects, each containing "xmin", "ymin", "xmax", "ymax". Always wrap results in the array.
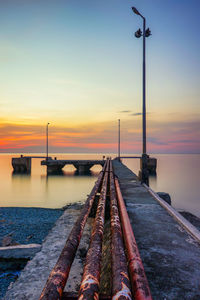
[
  {"xmin": 73, "ymin": 164, "xmax": 92, "ymax": 174},
  {"xmin": 12, "ymin": 156, "xmax": 31, "ymax": 173}
]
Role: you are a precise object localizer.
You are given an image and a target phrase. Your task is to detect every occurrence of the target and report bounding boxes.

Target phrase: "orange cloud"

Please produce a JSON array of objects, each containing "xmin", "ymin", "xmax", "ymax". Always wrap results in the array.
[{"xmin": 0, "ymin": 115, "xmax": 199, "ymax": 153}]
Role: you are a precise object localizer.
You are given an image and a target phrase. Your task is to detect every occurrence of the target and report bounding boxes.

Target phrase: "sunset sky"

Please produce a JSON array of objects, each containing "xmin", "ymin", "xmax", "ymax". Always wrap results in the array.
[{"xmin": 0, "ymin": 0, "xmax": 199, "ymax": 154}]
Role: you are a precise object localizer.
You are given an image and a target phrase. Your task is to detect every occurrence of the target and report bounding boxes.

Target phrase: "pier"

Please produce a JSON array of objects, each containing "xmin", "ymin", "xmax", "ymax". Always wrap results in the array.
[
  {"xmin": 11, "ymin": 155, "xmax": 105, "ymax": 174},
  {"xmin": 41, "ymin": 158, "xmax": 105, "ymax": 174},
  {"xmin": 4, "ymin": 160, "xmax": 200, "ymax": 299},
  {"xmin": 12, "ymin": 155, "xmax": 51, "ymax": 173}
]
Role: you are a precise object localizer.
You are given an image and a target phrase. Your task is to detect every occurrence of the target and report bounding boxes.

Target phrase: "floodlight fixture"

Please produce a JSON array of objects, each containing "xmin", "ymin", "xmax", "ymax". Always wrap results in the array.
[
  {"xmin": 145, "ymin": 28, "xmax": 151, "ymax": 37},
  {"xmin": 135, "ymin": 28, "xmax": 142, "ymax": 38}
]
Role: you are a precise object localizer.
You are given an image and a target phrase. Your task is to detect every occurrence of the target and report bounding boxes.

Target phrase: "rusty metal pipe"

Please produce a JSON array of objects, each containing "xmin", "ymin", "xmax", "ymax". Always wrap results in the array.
[
  {"xmin": 114, "ymin": 175, "xmax": 152, "ymax": 300},
  {"xmin": 109, "ymin": 161, "xmax": 132, "ymax": 300},
  {"xmin": 39, "ymin": 161, "xmax": 108, "ymax": 300},
  {"xmin": 62, "ymin": 292, "xmax": 111, "ymax": 300},
  {"xmin": 78, "ymin": 160, "xmax": 109, "ymax": 300}
]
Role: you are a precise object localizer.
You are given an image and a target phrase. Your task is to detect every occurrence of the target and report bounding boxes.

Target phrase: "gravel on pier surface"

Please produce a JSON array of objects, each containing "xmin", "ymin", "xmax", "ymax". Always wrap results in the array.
[{"xmin": 0, "ymin": 207, "xmax": 63, "ymax": 299}]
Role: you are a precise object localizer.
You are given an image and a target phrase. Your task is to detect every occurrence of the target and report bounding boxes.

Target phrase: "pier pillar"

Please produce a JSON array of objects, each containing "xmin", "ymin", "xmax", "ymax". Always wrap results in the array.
[
  {"xmin": 140, "ymin": 155, "xmax": 157, "ymax": 175},
  {"xmin": 47, "ymin": 164, "xmax": 64, "ymax": 174},
  {"xmin": 147, "ymin": 157, "xmax": 157, "ymax": 174},
  {"xmin": 12, "ymin": 156, "xmax": 32, "ymax": 173},
  {"xmin": 73, "ymin": 164, "xmax": 92, "ymax": 174}
]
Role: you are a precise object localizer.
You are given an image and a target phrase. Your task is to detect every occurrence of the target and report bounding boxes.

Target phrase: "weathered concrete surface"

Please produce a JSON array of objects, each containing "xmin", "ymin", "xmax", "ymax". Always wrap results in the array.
[
  {"xmin": 0, "ymin": 244, "xmax": 41, "ymax": 259},
  {"xmin": 4, "ymin": 208, "xmax": 92, "ymax": 300},
  {"xmin": 113, "ymin": 160, "xmax": 200, "ymax": 300}
]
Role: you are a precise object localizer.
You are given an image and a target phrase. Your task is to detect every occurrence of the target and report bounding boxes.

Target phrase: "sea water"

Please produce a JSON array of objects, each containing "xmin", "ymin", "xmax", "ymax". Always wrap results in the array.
[{"xmin": 0, "ymin": 153, "xmax": 199, "ymax": 217}]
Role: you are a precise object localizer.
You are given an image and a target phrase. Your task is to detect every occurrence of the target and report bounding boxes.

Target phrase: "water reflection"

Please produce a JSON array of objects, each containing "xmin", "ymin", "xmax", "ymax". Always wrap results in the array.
[
  {"xmin": 12, "ymin": 172, "xmax": 31, "ymax": 178},
  {"xmin": 74, "ymin": 170, "xmax": 93, "ymax": 177},
  {"xmin": 11, "ymin": 172, "xmax": 32, "ymax": 204},
  {"xmin": 124, "ymin": 154, "xmax": 200, "ymax": 217},
  {"xmin": 43, "ymin": 170, "xmax": 97, "ymax": 177},
  {"xmin": 149, "ymin": 173, "xmax": 157, "ymax": 188},
  {"xmin": 1, "ymin": 154, "xmax": 199, "ymax": 217}
]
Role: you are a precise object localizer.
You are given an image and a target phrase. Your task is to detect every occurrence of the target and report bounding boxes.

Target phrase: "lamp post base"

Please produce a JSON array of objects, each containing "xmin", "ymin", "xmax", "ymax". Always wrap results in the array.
[{"xmin": 139, "ymin": 153, "xmax": 149, "ymax": 185}]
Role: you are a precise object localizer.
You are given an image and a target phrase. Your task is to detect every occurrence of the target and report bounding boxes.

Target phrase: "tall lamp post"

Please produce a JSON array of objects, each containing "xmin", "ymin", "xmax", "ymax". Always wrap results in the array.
[
  {"xmin": 118, "ymin": 119, "xmax": 120, "ymax": 161},
  {"xmin": 46, "ymin": 122, "xmax": 50, "ymax": 161},
  {"xmin": 132, "ymin": 6, "xmax": 151, "ymax": 184}
]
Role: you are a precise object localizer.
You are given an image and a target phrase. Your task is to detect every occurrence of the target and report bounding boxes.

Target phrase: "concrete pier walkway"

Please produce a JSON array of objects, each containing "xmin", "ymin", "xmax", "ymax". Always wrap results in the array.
[
  {"xmin": 4, "ymin": 160, "xmax": 200, "ymax": 299},
  {"xmin": 112, "ymin": 160, "xmax": 200, "ymax": 299}
]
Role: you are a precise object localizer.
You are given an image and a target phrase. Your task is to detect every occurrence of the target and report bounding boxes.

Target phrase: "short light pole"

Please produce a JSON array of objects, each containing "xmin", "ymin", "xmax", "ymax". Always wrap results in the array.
[
  {"xmin": 46, "ymin": 122, "xmax": 50, "ymax": 161},
  {"xmin": 118, "ymin": 119, "xmax": 120, "ymax": 161},
  {"xmin": 132, "ymin": 6, "xmax": 151, "ymax": 184}
]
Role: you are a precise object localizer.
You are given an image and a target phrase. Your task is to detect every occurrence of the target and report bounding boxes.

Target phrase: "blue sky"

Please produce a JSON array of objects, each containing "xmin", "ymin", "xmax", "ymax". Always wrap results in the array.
[{"xmin": 0, "ymin": 0, "xmax": 199, "ymax": 153}]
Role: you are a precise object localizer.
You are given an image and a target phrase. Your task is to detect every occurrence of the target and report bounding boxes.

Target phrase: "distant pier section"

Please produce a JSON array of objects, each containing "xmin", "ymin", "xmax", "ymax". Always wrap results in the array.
[
  {"xmin": 41, "ymin": 158, "xmax": 105, "ymax": 174},
  {"xmin": 12, "ymin": 155, "xmax": 105, "ymax": 174},
  {"xmin": 12, "ymin": 155, "xmax": 50, "ymax": 173}
]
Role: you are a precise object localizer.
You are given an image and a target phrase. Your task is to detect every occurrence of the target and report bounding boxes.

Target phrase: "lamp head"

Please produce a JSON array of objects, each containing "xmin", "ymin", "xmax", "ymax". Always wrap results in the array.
[{"xmin": 132, "ymin": 7, "xmax": 140, "ymax": 15}]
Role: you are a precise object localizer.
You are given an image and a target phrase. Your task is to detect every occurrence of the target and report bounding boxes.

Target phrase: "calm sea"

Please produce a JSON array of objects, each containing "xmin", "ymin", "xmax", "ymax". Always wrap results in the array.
[{"xmin": 0, "ymin": 154, "xmax": 199, "ymax": 217}]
